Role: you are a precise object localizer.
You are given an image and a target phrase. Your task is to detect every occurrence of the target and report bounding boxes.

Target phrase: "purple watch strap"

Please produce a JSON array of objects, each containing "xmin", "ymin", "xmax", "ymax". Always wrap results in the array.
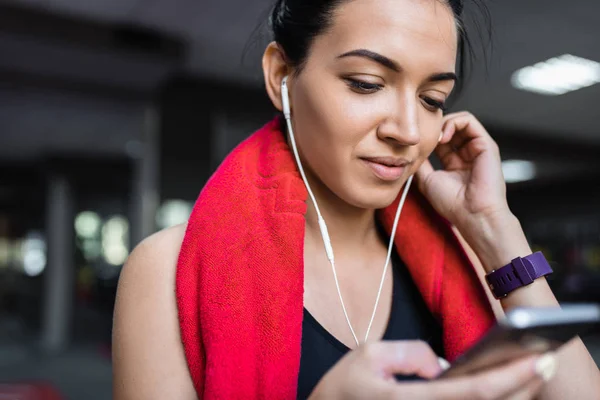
[{"xmin": 485, "ymin": 252, "xmax": 552, "ymax": 299}]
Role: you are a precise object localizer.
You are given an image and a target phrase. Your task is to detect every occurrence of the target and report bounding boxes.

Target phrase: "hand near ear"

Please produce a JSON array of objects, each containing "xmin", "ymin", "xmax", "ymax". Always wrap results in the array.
[{"xmin": 416, "ymin": 112, "xmax": 508, "ymax": 232}]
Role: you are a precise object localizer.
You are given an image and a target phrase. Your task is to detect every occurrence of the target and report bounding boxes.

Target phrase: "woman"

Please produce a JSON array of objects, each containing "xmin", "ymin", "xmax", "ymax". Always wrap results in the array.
[{"xmin": 112, "ymin": 0, "xmax": 600, "ymax": 399}]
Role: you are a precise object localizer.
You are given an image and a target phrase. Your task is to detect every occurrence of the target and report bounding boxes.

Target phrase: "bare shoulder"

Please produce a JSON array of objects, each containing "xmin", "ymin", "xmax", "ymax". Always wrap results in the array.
[
  {"xmin": 127, "ymin": 222, "xmax": 187, "ymax": 267},
  {"xmin": 112, "ymin": 223, "xmax": 197, "ymax": 400},
  {"xmin": 115, "ymin": 223, "xmax": 187, "ymax": 316}
]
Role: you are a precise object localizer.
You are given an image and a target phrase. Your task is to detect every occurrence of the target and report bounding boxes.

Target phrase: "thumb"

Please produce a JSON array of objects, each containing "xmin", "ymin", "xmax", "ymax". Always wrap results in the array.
[
  {"xmin": 399, "ymin": 354, "xmax": 556, "ymax": 400},
  {"xmin": 361, "ymin": 341, "xmax": 443, "ymax": 379},
  {"xmin": 415, "ymin": 159, "xmax": 435, "ymax": 193}
]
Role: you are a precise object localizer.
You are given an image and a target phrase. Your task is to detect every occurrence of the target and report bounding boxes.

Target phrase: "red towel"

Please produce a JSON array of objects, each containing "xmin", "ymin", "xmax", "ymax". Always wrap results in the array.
[{"xmin": 176, "ymin": 117, "xmax": 494, "ymax": 399}]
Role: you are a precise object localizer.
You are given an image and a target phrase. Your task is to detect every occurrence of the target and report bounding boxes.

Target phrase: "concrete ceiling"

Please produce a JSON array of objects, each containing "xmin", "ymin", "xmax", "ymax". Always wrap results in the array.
[{"xmin": 0, "ymin": 0, "xmax": 599, "ymax": 163}]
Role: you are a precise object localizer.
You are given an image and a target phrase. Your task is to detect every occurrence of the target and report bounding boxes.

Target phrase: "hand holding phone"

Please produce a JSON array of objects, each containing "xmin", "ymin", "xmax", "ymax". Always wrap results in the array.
[{"xmin": 439, "ymin": 304, "xmax": 600, "ymax": 379}]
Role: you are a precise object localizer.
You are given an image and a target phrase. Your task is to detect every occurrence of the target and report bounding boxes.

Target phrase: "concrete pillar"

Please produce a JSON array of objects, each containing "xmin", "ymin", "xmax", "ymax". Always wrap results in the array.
[
  {"xmin": 129, "ymin": 105, "xmax": 160, "ymax": 247},
  {"xmin": 41, "ymin": 173, "xmax": 74, "ymax": 354}
]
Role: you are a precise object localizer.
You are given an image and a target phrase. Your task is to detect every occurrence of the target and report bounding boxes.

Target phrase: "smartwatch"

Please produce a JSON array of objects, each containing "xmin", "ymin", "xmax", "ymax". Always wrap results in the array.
[{"xmin": 485, "ymin": 252, "xmax": 553, "ymax": 299}]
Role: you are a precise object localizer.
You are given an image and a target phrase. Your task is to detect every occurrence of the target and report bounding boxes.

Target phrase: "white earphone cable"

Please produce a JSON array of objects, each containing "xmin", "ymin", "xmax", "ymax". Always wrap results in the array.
[
  {"xmin": 282, "ymin": 77, "xmax": 412, "ymax": 347},
  {"xmin": 284, "ymin": 112, "xmax": 359, "ymax": 345},
  {"xmin": 363, "ymin": 174, "xmax": 412, "ymax": 341}
]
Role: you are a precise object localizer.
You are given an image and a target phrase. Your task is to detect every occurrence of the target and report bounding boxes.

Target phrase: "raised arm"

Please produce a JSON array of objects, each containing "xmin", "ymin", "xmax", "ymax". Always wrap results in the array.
[{"xmin": 416, "ymin": 111, "xmax": 600, "ymax": 400}]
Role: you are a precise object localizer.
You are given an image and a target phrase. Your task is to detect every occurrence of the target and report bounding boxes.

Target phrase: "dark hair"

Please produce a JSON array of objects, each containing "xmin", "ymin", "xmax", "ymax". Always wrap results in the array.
[{"xmin": 267, "ymin": 0, "xmax": 491, "ymax": 100}]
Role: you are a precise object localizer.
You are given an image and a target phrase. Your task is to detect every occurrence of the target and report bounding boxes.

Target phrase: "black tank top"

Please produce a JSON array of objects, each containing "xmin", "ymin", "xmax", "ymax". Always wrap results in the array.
[{"xmin": 297, "ymin": 251, "xmax": 444, "ymax": 399}]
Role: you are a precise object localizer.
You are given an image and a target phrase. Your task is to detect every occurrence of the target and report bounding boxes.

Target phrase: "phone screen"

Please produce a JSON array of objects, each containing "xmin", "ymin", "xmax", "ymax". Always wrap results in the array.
[{"xmin": 438, "ymin": 305, "xmax": 600, "ymax": 379}]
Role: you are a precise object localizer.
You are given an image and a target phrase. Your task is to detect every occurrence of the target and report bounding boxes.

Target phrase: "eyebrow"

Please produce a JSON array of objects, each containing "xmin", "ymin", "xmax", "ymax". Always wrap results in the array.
[{"xmin": 337, "ymin": 49, "xmax": 458, "ymax": 83}]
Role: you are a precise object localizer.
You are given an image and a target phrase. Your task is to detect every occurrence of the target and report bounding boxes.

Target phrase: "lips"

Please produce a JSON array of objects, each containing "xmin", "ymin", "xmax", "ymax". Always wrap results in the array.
[
  {"xmin": 361, "ymin": 156, "xmax": 410, "ymax": 167},
  {"xmin": 361, "ymin": 157, "xmax": 410, "ymax": 181}
]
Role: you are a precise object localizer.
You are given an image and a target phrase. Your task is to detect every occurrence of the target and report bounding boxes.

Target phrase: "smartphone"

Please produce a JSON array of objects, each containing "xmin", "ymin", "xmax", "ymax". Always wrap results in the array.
[{"xmin": 438, "ymin": 304, "xmax": 600, "ymax": 378}]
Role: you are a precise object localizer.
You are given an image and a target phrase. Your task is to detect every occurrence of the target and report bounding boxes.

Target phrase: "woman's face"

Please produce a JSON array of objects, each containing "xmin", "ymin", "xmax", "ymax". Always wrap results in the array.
[{"xmin": 288, "ymin": 0, "xmax": 458, "ymax": 209}]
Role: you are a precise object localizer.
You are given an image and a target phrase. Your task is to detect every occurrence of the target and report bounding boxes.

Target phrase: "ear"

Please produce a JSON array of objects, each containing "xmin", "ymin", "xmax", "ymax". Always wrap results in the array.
[{"xmin": 262, "ymin": 41, "xmax": 291, "ymax": 113}]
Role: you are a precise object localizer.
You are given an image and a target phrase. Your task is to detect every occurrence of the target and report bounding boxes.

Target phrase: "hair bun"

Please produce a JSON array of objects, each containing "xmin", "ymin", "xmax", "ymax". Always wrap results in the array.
[
  {"xmin": 449, "ymin": 0, "xmax": 464, "ymax": 16},
  {"xmin": 270, "ymin": 0, "xmax": 287, "ymax": 30}
]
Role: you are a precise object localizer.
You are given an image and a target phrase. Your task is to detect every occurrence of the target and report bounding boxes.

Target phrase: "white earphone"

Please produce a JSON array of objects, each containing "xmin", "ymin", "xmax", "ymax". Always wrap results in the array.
[{"xmin": 281, "ymin": 76, "xmax": 413, "ymax": 347}]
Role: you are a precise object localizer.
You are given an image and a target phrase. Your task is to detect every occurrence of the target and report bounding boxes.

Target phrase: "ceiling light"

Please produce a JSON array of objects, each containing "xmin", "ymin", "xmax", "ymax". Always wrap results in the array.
[
  {"xmin": 156, "ymin": 199, "xmax": 192, "ymax": 229},
  {"xmin": 22, "ymin": 232, "xmax": 47, "ymax": 277},
  {"xmin": 101, "ymin": 216, "xmax": 129, "ymax": 266},
  {"xmin": 75, "ymin": 211, "xmax": 101, "ymax": 239},
  {"xmin": 511, "ymin": 54, "xmax": 600, "ymax": 95},
  {"xmin": 502, "ymin": 160, "xmax": 536, "ymax": 183}
]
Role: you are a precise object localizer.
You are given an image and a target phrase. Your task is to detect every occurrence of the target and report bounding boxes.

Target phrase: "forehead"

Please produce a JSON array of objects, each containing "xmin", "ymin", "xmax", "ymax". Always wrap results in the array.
[{"xmin": 311, "ymin": 0, "xmax": 458, "ymax": 72}]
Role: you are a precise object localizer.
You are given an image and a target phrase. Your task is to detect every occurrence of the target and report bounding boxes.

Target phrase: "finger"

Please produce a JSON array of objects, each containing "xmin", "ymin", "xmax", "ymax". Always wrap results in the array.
[
  {"xmin": 442, "ymin": 112, "xmax": 495, "ymax": 146},
  {"xmin": 442, "ymin": 111, "xmax": 482, "ymax": 133},
  {"xmin": 441, "ymin": 115, "xmax": 499, "ymax": 165},
  {"xmin": 395, "ymin": 353, "xmax": 557, "ymax": 400},
  {"xmin": 439, "ymin": 118, "xmax": 474, "ymax": 159},
  {"xmin": 437, "ymin": 357, "xmax": 450, "ymax": 371},
  {"xmin": 441, "ymin": 111, "xmax": 468, "ymax": 126},
  {"xmin": 434, "ymin": 143, "xmax": 467, "ymax": 171},
  {"xmin": 361, "ymin": 340, "xmax": 443, "ymax": 379},
  {"xmin": 450, "ymin": 137, "xmax": 486, "ymax": 164},
  {"xmin": 502, "ymin": 379, "xmax": 545, "ymax": 400},
  {"xmin": 434, "ymin": 142, "xmax": 455, "ymax": 163},
  {"xmin": 449, "ymin": 134, "xmax": 474, "ymax": 154},
  {"xmin": 415, "ymin": 159, "xmax": 435, "ymax": 191},
  {"xmin": 438, "ymin": 124, "xmax": 454, "ymax": 145}
]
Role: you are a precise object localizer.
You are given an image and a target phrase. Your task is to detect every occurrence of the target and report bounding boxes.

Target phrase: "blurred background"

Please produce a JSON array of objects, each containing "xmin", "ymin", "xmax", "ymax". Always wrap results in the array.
[{"xmin": 0, "ymin": 0, "xmax": 599, "ymax": 398}]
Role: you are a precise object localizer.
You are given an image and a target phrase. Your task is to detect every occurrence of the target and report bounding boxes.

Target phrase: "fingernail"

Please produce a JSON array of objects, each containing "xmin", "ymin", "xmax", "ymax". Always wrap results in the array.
[
  {"xmin": 438, "ymin": 357, "xmax": 450, "ymax": 370},
  {"xmin": 534, "ymin": 353, "xmax": 558, "ymax": 382}
]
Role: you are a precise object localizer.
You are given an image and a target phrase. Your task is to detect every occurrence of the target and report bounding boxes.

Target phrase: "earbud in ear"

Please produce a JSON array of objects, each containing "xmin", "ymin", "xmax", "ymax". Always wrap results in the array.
[
  {"xmin": 438, "ymin": 132, "xmax": 443, "ymax": 143},
  {"xmin": 281, "ymin": 76, "xmax": 291, "ymax": 119}
]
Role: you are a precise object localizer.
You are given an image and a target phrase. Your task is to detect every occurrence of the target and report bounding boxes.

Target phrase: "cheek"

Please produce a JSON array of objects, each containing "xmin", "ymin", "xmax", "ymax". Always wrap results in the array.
[
  {"xmin": 291, "ymin": 81, "xmax": 382, "ymax": 202},
  {"xmin": 290, "ymin": 85, "xmax": 346, "ymax": 182},
  {"xmin": 413, "ymin": 116, "xmax": 443, "ymax": 169},
  {"xmin": 293, "ymin": 80, "xmax": 374, "ymax": 161},
  {"xmin": 338, "ymin": 94, "xmax": 384, "ymax": 129}
]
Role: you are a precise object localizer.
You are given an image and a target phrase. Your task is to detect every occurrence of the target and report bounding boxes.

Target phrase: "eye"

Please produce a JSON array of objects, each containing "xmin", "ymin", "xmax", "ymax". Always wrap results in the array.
[
  {"xmin": 422, "ymin": 97, "xmax": 447, "ymax": 113},
  {"xmin": 345, "ymin": 78, "xmax": 383, "ymax": 94}
]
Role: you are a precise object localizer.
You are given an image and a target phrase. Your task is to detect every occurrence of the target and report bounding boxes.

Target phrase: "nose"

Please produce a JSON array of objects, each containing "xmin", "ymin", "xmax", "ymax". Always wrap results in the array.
[{"xmin": 376, "ymin": 93, "xmax": 420, "ymax": 146}]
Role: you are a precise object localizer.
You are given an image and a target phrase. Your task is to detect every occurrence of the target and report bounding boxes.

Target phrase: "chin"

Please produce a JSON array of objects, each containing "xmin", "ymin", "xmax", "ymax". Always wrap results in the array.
[{"xmin": 344, "ymin": 186, "xmax": 402, "ymax": 210}]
